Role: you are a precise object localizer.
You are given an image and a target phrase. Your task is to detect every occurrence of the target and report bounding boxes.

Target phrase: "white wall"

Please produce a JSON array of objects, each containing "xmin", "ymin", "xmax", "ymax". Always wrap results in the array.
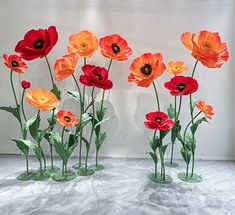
[{"xmin": 0, "ymin": 0, "xmax": 234, "ymax": 160}]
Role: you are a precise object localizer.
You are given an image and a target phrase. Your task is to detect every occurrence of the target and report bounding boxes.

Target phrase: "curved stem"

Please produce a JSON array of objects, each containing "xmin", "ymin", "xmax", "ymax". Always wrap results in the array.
[
  {"xmin": 183, "ymin": 111, "xmax": 202, "ymax": 142},
  {"xmin": 72, "ymin": 74, "xmax": 82, "ymax": 99},
  {"xmin": 61, "ymin": 126, "xmax": 66, "ymax": 145},
  {"xmin": 152, "ymin": 81, "xmax": 160, "ymax": 111},
  {"xmin": 21, "ymin": 89, "xmax": 27, "ymax": 121},
  {"xmin": 176, "ymin": 96, "xmax": 182, "ymax": 121},
  {"xmin": 45, "ymin": 56, "xmax": 55, "ymax": 87},
  {"xmin": 191, "ymin": 60, "xmax": 199, "ymax": 78}
]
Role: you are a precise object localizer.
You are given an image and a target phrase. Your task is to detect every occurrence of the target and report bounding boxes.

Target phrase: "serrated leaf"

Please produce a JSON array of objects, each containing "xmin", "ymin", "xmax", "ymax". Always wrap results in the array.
[
  {"xmin": 0, "ymin": 106, "xmax": 20, "ymax": 122},
  {"xmin": 51, "ymin": 83, "xmax": 61, "ymax": 100}
]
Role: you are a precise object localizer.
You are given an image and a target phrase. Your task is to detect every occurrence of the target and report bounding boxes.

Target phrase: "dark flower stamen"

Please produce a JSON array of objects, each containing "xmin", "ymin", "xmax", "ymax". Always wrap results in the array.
[
  {"xmin": 64, "ymin": 116, "xmax": 71, "ymax": 122},
  {"xmin": 111, "ymin": 43, "xmax": 121, "ymax": 54},
  {"xmin": 176, "ymin": 82, "xmax": 187, "ymax": 91},
  {"xmin": 155, "ymin": 117, "xmax": 162, "ymax": 124},
  {"xmin": 11, "ymin": 60, "xmax": 19, "ymax": 67},
  {"xmin": 140, "ymin": 64, "xmax": 152, "ymax": 75},
  {"xmin": 33, "ymin": 39, "xmax": 44, "ymax": 49},
  {"xmin": 94, "ymin": 72, "xmax": 103, "ymax": 80}
]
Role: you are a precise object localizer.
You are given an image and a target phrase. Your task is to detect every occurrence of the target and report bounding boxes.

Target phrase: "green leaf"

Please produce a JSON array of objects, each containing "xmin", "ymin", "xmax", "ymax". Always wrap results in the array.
[
  {"xmin": 67, "ymin": 133, "xmax": 78, "ymax": 157},
  {"xmin": 167, "ymin": 103, "xmax": 175, "ymax": 119},
  {"xmin": 160, "ymin": 145, "xmax": 168, "ymax": 157},
  {"xmin": 191, "ymin": 117, "xmax": 208, "ymax": 135},
  {"xmin": 160, "ymin": 129, "xmax": 170, "ymax": 140},
  {"xmin": 148, "ymin": 135, "xmax": 160, "ymax": 151},
  {"xmin": 0, "ymin": 106, "xmax": 20, "ymax": 122},
  {"xmin": 95, "ymin": 132, "xmax": 107, "ymax": 151},
  {"xmin": 180, "ymin": 147, "xmax": 192, "ymax": 164},
  {"xmin": 50, "ymin": 132, "xmax": 68, "ymax": 163},
  {"xmin": 67, "ymin": 90, "xmax": 81, "ymax": 103},
  {"xmin": 29, "ymin": 114, "xmax": 41, "ymax": 142},
  {"xmin": 149, "ymin": 152, "xmax": 158, "ymax": 164},
  {"xmin": 76, "ymin": 113, "xmax": 92, "ymax": 132},
  {"xmin": 94, "ymin": 117, "xmax": 110, "ymax": 129},
  {"xmin": 47, "ymin": 109, "xmax": 56, "ymax": 126},
  {"xmin": 84, "ymin": 97, "xmax": 96, "ymax": 113},
  {"xmin": 96, "ymin": 102, "xmax": 107, "ymax": 121},
  {"xmin": 12, "ymin": 139, "xmax": 30, "ymax": 156},
  {"xmin": 51, "ymin": 83, "xmax": 61, "ymax": 100}
]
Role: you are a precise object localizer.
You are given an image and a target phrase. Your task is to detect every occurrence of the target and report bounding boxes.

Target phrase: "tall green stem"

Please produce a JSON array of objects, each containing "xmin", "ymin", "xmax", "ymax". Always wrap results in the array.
[
  {"xmin": 26, "ymin": 155, "xmax": 29, "ymax": 174},
  {"xmin": 152, "ymin": 81, "xmax": 160, "ymax": 111},
  {"xmin": 45, "ymin": 56, "xmax": 55, "ymax": 87},
  {"xmin": 176, "ymin": 96, "xmax": 182, "ymax": 121},
  {"xmin": 61, "ymin": 126, "xmax": 66, "ymax": 145},
  {"xmin": 21, "ymin": 89, "xmax": 27, "ymax": 121},
  {"xmin": 170, "ymin": 96, "xmax": 177, "ymax": 164}
]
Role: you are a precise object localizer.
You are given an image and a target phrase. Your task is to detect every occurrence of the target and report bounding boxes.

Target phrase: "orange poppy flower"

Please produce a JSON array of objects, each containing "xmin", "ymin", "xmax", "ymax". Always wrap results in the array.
[
  {"xmin": 3, "ymin": 54, "xmax": 27, "ymax": 73},
  {"xmin": 56, "ymin": 110, "xmax": 79, "ymax": 127},
  {"xmin": 25, "ymin": 88, "xmax": 59, "ymax": 111},
  {"xmin": 167, "ymin": 61, "xmax": 188, "ymax": 75},
  {"xmin": 68, "ymin": 30, "xmax": 98, "ymax": 58},
  {"xmin": 54, "ymin": 53, "xmax": 78, "ymax": 81},
  {"xmin": 181, "ymin": 30, "xmax": 229, "ymax": 68},
  {"xmin": 128, "ymin": 53, "xmax": 166, "ymax": 87},
  {"xmin": 196, "ymin": 100, "xmax": 214, "ymax": 119},
  {"xmin": 99, "ymin": 34, "xmax": 132, "ymax": 61}
]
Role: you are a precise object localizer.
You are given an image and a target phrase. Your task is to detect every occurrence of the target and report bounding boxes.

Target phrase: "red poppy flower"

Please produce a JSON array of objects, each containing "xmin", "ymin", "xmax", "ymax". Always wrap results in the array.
[
  {"xmin": 181, "ymin": 30, "xmax": 229, "ymax": 68},
  {"xmin": 128, "ymin": 53, "xmax": 166, "ymax": 87},
  {"xmin": 99, "ymin": 34, "xmax": 132, "ymax": 61},
  {"xmin": 80, "ymin": 64, "xmax": 113, "ymax": 90},
  {"xmin": 56, "ymin": 110, "xmax": 79, "ymax": 127},
  {"xmin": 164, "ymin": 76, "xmax": 198, "ymax": 96},
  {"xmin": 21, "ymin": 80, "xmax": 31, "ymax": 89},
  {"xmin": 144, "ymin": 111, "xmax": 174, "ymax": 130},
  {"xmin": 3, "ymin": 54, "xmax": 27, "ymax": 73},
  {"xmin": 15, "ymin": 26, "xmax": 58, "ymax": 61}
]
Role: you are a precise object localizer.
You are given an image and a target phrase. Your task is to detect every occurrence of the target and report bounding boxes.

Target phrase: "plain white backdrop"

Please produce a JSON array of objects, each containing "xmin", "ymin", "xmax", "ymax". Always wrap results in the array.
[{"xmin": 0, "ymin": 0, "xmax": 234, "ymax": 160}]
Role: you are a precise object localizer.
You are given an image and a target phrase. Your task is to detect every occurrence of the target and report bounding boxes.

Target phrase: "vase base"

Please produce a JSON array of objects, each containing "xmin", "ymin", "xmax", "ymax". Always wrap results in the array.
[
  {"xmin": 46, "ymin": 166, "xmax": 60, "ymax": 173},
  {"xmin": 164, "ymin": 161, "xmax": 179, "ymax": 168},
  {"xmin": 148, "ymin": 173, "xmax": 173, "ymax": 184},
  {"xmin": 90, "ymin": 164, "xmax": 105, "ymax": 171},
  {"xmin": 72, "ymin": 163, "xmax": 85, "ymax": 170},
  {"xmin": 78, "ymin": 168, "xmax": 95, "ymax": 176},
  {"xmin": 177, "ymin": 172, "xmax": 202, "ymax": 183},
  {"xmin": 51, "ymin": 171, "xmax": 76, "ymax": 182},
  {"xmin": 32, "ymin": 170, "xmax": 51, "ymax": 181},
  {"xmin": 17, "ymin": 171, "xmax": 36, "ymax": 181}
]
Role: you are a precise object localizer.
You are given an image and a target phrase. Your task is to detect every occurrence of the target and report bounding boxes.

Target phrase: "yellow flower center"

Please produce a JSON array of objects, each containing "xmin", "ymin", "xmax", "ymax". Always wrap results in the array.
[{"xmin": 80, "ymin": 42, "xmax": 88, "ymax": 51}]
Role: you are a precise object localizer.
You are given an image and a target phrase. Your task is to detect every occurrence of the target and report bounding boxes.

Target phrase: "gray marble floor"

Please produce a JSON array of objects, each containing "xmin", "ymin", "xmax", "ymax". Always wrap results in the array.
[{"xmin": 0, "ymin": 155, "xmax": 235, "ymax": 215}]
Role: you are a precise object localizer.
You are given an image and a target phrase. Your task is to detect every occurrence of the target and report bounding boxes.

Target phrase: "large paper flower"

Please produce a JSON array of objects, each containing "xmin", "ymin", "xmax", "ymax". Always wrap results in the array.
[
  {"xmin": 164, "ymin": 76, "xmax": 198, "ymax": 96},
  {"xmin": 54, "ymin": 53, "xmax": 78, "ymax": 81},
  {"xmin": 15, "ymin": 26, "xmax": 58, "ymax": 61},
  {"xmin": 181, "ymin": 30, "xmax": 229, "ymax": 68},
  {"xmin": 80, "ymin": 64, "xmax": 113, "ymax": 90},
  {"xmin": 99, "ymin": 34, "xmax": 132, "ymax": 61},
  {"xmin": 56, "ymin": 110, "xmax": 79, "ymax": 127},
  {"xmin": 25, "ymin": 88, "xmax": 59, "ymax": 110},
  {"xmin": 128, "ymin": 53, "xmax": 166, "ymax": 87},
  {"xmin": 196, "ymin": 100, "xmax": 214, "ymax": 119},
  {"xmin": 167, "ymin": 61, "xmax": 188, "ymax": 75},
  {"xmin": 68, "ymin": 30, "xmax": 98, "ymax": 58},
  {"xmin": 144, "ymin": 111, "xmax": 174, "ymax": 130},
  {"xmin": 3, "ymin": 54, "xmax": 27, "ymax": 73}
]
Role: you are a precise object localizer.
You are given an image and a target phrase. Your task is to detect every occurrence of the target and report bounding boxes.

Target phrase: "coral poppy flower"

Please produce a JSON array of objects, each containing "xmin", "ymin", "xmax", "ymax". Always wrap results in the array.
[
  {"xmin": 25, "ymin": 88, "xmax": 59, "ymax": 111},
  {"xmin": 128, "ymin": 53, "xmax": 166, "ymax": 87},
  {"xmin": 56, "ymin": 110, "xmax": 79, "ymax": 127},
  {"xmin": 181, "ymin": 30, "xmax": 229, "ymax": 68},
  {"xmin": 164, "ymin": 76, "xmax": 198, "ymax": 96},
  {"xmin": 196, "ymin": 100, "xmax": 214, "ymax": 119},
  {"xmin": 54, "ymin": 53, "xmax": 78, "ymax": 81},
  {"xmin": 68, "ymin": 30, "xmax": 98, "ymax": 58},
  {"xmin": 167, "ymin": 61, "xmax": 188, "ymax": 75},
  {"xmin": 144, "ymin": 111, "xmax": 174, "ymax": 130},
  {"xmin": 21, "ymin": 80, "xmax": 31, "ymax": 89},
  {"xmin": 80, "ymin": 64, "xmax": 113, "ymax": 90},
  {"xmin": 15, "ymin": 26, "xmax": 58, "ymax": 61},
  {"xmin": 99, "ymin": 34, "xmax": 132, "ymax": 61},
  {"xmin": 3, "ymin": 54, "xmax": 27, "ymax": 73}
]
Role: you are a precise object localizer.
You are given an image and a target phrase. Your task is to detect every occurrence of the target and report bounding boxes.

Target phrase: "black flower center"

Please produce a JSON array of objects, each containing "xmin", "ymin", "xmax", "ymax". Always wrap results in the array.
[
  {"xmin": 11, "ymin": 60, "xmax": 19, "ymax": 67},
  {"xmin": 140, "ymin": 64, "xmax": 152, "ymax": 75},
  {"xmin": 63, "ymin": 116, "xmax": 71, "ymax": 122},
  {"xmin": 111, "ymin": 43, "xmax": 121, "ymax": 54},
  {"xmin": 176, "ymin": 82, "xmax": 187, "ymax": 92},
  {"xmin": 94, "ymin": 72, "xmax": 103, "ymax": 80},
  {"xmin": 33, "ymin": 39, "xmax": 44, "ymax": 49},
  {"xmin": 155, "ymin": 117, "xmax": 162, "ymax": 124}
]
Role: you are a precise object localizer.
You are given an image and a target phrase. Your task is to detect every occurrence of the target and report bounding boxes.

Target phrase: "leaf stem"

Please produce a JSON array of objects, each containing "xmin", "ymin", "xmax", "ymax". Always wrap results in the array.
[
  {"xmin": 45, "ymin": 56, "xmax": 55, "ymax": 87},
  {"xmin": 21, "ymin": 89, "xmax": 27, "ymax": 121},
  {"xmin": 152, "ymin": 81, "xmax": 160, "ymax": 111}
]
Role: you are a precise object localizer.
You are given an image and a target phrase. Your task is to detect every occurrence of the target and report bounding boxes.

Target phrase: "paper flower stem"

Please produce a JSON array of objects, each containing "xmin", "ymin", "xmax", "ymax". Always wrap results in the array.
[{"xmin": 152, "ymin": 81, "xmax": 160, "ymax": 111}]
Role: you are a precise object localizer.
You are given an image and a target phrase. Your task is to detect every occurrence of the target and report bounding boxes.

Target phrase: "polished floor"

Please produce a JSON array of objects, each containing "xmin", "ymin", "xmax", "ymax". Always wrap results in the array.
[{"xmin": 0, "ymin": 155, "xmax": 235, "ymax": 215}]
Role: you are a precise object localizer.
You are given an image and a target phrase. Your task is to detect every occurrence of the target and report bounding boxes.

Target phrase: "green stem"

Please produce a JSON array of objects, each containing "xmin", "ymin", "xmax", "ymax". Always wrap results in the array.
[
  {"xmin": 62, "ymin": 162, "xmax": 65, "ymax": 176},
  {"xmin": 95, "ymin": 150, "xmax": 98, "ymax": 167},
  {"xmin": 152, "ymin": 81, "xmax": 160, "ymax": 111},
  {"xmin": 21, "ymin": 89, "xmax": 27, "ymax": 121},
  {"xmin": 26, "ymin": 155, "xmax": 29, "ymax": 174},
  {"xmin": 186, "ymin": 163, "xmax": 189, "ymax": 178},
  {"xmin": 50, "ymin": 143, "xmax": 54, "ymax": 170},
  {"xmin": 170, "ymin": 96, "xmax": 177, "ymax": 164},
  {"xmin": 45, "ymin": 56, "xmax": 55, "ymax": 87},
  {"xmin": 72, "ymin": 74, "xmax": 82, "ymax": 97},
  {"xmin": 61, "ymin": 126, "xmax": 66, "ymax": 145},
  {"xmin": 176, "ymin": 96, "xmax": 182, "ymax": 121},
  {"xmin": 191, "ymin": 60, "xmax": 199, "ymax": 78}
]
